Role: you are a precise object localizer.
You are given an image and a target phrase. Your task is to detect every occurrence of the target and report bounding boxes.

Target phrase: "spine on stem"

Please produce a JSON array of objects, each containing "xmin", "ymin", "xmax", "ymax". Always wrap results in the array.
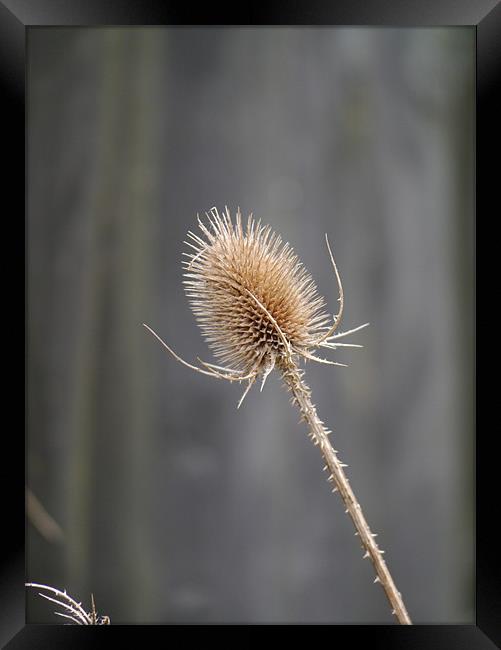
[{"xmin": 281, "ymin": 361, "xmax": 412, "ymax": 625}]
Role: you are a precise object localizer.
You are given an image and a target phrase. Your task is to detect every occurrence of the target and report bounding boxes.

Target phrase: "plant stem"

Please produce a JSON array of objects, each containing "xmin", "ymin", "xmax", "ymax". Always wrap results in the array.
[{"xmin": 281, "ymin": 361, "xmax": 412, "ymax": 625}]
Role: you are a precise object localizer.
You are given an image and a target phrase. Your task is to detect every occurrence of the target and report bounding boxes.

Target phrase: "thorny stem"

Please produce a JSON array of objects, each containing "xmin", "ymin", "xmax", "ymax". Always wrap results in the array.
[{"xmin": 281, "ymin": 361, "xmax": 412, "ymax": 625}]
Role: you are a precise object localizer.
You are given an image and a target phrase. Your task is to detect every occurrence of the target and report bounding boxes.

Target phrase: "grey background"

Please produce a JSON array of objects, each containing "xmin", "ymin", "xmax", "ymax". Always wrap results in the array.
[{"xmin": 27, "ymin": 27, "xmax": 474, "ymax": 624}]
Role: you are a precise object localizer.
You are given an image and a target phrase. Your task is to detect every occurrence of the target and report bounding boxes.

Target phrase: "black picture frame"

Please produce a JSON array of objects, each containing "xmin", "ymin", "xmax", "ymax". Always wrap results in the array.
[{"xmin": 2, "ymin": 1, "xmax": 496, "ymax": 647}]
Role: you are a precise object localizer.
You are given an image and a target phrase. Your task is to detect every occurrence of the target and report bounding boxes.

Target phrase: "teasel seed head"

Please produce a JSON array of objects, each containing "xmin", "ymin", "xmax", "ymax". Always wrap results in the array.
[
  {"xmin": 144, "ymin": 206, "xmax": 368, "ymax": 407},
  {"xmin": 183, "ymin": 206, "xmax": 333, "ymax": 373}
]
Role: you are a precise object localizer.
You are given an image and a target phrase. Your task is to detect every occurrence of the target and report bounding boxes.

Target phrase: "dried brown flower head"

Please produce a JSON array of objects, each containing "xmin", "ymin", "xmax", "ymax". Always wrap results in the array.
[
  {"xmin": 144, "ymin": 206, "xmax": 367, "ymax": 407},
  {"xmin": 184, "ymin": 207, "xmax": 331, "ymax": 370}
]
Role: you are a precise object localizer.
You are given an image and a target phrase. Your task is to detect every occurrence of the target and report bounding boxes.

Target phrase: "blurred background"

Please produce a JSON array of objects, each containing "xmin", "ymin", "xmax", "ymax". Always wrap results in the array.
[{"xmin": 27, "ymin": 27, "xmax": 474, "ymax": 624}]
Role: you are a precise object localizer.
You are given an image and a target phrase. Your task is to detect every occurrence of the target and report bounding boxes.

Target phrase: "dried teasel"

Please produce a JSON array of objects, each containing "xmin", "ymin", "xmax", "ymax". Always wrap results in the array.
[
  {"xmin": 145, "ymin": 206, "xmax": 367, "ymax": 408},
  {"xmin": 26, "ymin": 583, "xmax": 110, "ymax": 625},
  {"xmin": 144, "ymin": 206, "xmax": 411, "ymax": 624}
]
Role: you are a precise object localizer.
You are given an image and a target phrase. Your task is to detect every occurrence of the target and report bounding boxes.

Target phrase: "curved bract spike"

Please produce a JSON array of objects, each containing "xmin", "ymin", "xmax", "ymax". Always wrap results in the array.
[
  {"xmin": 260, "ymin": 352, "xmax": 276, "ymax": 392},
  {"xmin": 313, "ymin": 234, "xmax": 344, "ymax": 345},
  {"xmin": 237, "ymin": 376, "xmax": 256, "ymax": 409},
  {"xmin": 197, "ymin": 358, "xmax": 258, "ymax": 382},
  {"xmin": 242, "ymin": 288, "xmax": 292, "ymax": 359},
  {"xmin": 326, "ymin": 322, "xmax": 370, "ymax": 341},
  {"xmin": 200, "ymin": 360, "xmax": 248, "ymax": 374},
  {"xmin": 319, "ymin": 342, "xmax": 364, "ymax": 350},
  {"xmin": 299, "ymin": 349, "xmax": 348, "ymax": 367},
  {"xmin": 142, "ymin": 324, "xmax": 219, "ymax": 379}
]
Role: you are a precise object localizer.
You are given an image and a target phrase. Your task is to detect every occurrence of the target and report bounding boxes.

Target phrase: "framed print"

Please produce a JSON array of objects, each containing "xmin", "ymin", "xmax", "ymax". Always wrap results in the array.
[{"xmin": 1, "ymin": 1, "xmax": 497, "ymax": 647}]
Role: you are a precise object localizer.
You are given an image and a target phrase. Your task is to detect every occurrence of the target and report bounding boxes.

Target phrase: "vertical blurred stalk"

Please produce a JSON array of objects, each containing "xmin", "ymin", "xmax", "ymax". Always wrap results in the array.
[
  {"xmin": 65, "ymin": 28, "xmax": 122, "ymax": 602},
  {"xmin": 65, "ymin": 28, "xmax": 160, "ymax": 619},
  {"xmin": 113, "ymin": 29, "xmax": 161, "ymax": 620}
]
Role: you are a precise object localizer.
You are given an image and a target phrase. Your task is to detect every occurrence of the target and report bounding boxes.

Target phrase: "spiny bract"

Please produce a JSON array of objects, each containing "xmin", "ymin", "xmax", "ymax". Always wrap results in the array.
[{"xmin": 183, "ymin": 207, "xmax": 340, "ymax": 383}]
